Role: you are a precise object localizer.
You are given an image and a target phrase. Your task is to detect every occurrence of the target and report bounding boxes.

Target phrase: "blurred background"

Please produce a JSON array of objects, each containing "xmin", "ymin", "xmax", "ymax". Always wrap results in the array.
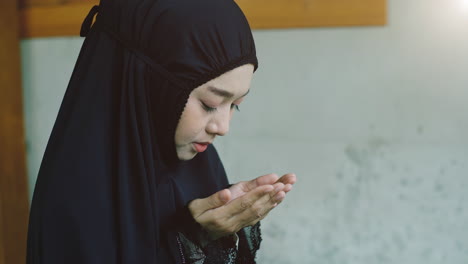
[{"xmin": 2, "ymin": 0, "xmax": 468, "ymax": 263}]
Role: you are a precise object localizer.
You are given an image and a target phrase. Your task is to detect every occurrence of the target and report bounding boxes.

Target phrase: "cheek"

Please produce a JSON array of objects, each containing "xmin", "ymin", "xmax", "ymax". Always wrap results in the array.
[{"xmin": 175, "ymin": 99, "xmax": 206, "ymax": 142}]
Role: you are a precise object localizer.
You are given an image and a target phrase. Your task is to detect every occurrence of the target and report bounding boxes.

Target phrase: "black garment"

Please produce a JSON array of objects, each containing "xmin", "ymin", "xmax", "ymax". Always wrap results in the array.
[
  {"xmin": 26, "ymin": 0, "xmax": 259, "ymax": 263},
  {"xmin": 177, "ymin": 222, "xmax": 262, "ymax": 263}
]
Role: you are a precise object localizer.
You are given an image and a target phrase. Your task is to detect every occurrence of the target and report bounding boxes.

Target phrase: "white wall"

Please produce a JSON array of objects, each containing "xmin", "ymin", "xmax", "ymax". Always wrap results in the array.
[{"xmin": 21, "ymin": 0, "xmax": 468, "ymax": 263}]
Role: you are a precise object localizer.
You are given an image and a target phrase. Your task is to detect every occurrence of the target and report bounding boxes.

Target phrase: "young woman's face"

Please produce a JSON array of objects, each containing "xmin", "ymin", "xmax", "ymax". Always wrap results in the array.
[{"xmin": 175, "ymin": 64, "xmax": 254, "ymax": 160}]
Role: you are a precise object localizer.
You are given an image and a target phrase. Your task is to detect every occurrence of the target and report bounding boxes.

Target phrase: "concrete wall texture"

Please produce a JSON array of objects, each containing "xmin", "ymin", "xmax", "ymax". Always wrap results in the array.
[{"xmin": 21, "ymin": 0, "xmax": 468, "ymax": 263}]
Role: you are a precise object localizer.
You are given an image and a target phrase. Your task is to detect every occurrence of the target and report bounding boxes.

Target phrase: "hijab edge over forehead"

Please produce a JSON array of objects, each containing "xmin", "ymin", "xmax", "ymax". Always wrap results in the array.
[{"xmin": 170, "ymin": 56, "xmax": 258, "ymax": 166}]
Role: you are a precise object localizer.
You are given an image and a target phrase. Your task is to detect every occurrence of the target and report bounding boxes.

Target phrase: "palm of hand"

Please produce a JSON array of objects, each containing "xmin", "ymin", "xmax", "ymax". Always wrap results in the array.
[
  {"xmin": 227, "ymin": 173, "xmax": 296, "ymax": 202},
  {"xmin": 228, "ymin": 181, "xmax": 253, "ymax": 201}
]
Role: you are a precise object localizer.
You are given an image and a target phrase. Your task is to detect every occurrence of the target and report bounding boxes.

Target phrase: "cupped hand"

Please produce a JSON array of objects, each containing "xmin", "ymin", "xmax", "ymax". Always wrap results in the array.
[
  {"xmin": 189, "ymin": 184, "xmax": 282, "ymax": 240},
  {"xmin": 188, "ymin": 173, "xmax": 297, "ymax": 240}
]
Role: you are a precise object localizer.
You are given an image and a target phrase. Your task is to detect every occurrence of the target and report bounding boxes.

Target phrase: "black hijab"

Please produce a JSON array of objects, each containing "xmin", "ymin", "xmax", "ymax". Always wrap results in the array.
[{"xmin": 26, "ymin": 0, "xmax": 258, "ymax": 263}]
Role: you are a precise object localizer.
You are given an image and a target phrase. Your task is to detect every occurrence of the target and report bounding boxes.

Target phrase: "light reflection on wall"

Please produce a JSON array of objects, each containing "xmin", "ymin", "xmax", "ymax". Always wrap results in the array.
[{"xmin": 461, "ymin": 0, "xmax": 468, "ymax": 11}]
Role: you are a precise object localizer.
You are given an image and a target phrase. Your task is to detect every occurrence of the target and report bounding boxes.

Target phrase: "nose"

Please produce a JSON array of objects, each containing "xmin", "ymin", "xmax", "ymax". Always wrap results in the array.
[{"xmin": 207, "ymin": 109, "xmax": 231, "ymax": 136}]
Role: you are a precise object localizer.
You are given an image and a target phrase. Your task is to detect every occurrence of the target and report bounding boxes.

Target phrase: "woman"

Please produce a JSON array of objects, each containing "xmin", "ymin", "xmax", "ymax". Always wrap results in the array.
[{"xmin": 27, "ymin": 0, "xmax": 296, "ymax": 263}]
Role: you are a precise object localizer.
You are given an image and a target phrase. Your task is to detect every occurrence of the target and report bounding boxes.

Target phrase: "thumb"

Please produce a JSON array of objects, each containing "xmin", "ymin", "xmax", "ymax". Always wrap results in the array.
[
  {"xmin": 190, "ymin": 189, "xmax": 231, "ymax": 217},
  {"xmin": 209, "ymin": 189, "xmax": 231, "ymax": 209}
]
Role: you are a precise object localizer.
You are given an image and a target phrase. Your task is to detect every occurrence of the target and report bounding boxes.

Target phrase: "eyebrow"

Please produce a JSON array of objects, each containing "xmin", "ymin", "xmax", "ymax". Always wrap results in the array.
[{"xmin": 208, "ymin": 86, "xmax": 250, "ymax": 99}]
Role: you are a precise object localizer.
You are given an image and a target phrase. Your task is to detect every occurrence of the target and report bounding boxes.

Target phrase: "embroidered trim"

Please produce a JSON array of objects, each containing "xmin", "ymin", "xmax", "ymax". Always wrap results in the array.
[{"xmin": 176, "ymin": 234, "xmax": 186, "ymax": 264}]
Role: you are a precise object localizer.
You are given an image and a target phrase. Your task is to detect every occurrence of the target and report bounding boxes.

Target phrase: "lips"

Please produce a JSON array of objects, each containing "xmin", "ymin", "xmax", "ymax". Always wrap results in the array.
[{"xmin": 193, "ymin": 142, "xmax": 210, "ymax": 153}]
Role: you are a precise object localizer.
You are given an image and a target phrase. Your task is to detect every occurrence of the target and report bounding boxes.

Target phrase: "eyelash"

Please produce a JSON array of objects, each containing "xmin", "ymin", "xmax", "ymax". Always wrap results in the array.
[{"xmin": 201, "ymin": 102, "xmax": 240, "ymax": 112}]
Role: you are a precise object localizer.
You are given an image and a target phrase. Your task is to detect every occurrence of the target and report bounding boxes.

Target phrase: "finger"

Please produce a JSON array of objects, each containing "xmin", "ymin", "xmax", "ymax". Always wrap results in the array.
[
  {"xmin": 277, "ymin": 173, "xmax": 297, "ymax": 186},
  {"xmin": 283, "ymin": 184, "xmax": 293, "ymax": 193},
  {"xmin": 245, "ymin": 206, "xmax": 272, "ymax": 227},
  {"xmin": 225, "ymin": 185, "xmax": 274, "ymax": 217},
  {"xmin": 230, "ymin": 185, "xmax": 284, "ymax": 226},
  {"xmin": 190, "ymin": 189, "xmax": 231, "ymax": 217},
  {"xmin": 252, "ymin": 190, "xmax": 284, "ymax": 223},
  {"xmin": 273, "ymin": 191, "xmax": 286, "ymax": 203},
  {"xmin": 246, "ymin": 200, "xmax": 278, "ymax": 227},
  {"xmin": 254, "ymin": 190, "xmax": 286, "ymax": 224},
  {"xmin": 255, "ymin": 173, "xmax": 279, "ymax": 186},
  {"xmin": 243, "ymin": 192, "xmax": 284, "ymax": 227},
  {"xmin": 270, "ymin": 182, "xmax": 285, "ymax": 199},
  {"xmin": 242, "ymin": 173, "xmax": 279, "ymax": 192}
]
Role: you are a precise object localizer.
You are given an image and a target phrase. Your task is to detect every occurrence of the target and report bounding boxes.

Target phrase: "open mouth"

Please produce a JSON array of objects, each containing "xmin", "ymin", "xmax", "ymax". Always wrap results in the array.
[{"xmin": 193, "ymin": 142, "xmax": 209, "ymax": 153}]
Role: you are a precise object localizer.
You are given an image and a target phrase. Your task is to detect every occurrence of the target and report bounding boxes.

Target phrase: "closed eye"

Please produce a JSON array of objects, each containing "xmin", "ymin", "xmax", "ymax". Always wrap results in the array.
[
  {"xmin": 201, "ymin": 102, "xmax": 217, "ymax": 112},
  {"xmin": 201, "ymin": 102, "xmax": 240, "ymax": 112}
]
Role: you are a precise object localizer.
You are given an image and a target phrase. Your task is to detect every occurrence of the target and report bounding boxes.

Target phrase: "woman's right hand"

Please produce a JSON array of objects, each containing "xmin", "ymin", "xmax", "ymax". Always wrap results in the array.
[{"xmin": 188, "ymin": 173, "xmax": 296, "ymax": 241}]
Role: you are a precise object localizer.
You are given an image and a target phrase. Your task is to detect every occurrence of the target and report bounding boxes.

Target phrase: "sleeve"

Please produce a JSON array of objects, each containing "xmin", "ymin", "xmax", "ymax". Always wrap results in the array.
[
  {"xmin": 234, "ymin": 222, "xmax": 262, "ymax": 264},
  {"xmin": 176, "ymin": 206, "xmax": 262, "ymax": 264}
]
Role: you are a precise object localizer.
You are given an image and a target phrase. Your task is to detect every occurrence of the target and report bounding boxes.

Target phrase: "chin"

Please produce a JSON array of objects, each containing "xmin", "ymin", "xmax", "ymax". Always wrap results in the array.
[{"xmin": 176, "ymin": 151, "xmax": 197, "ymax": 161}]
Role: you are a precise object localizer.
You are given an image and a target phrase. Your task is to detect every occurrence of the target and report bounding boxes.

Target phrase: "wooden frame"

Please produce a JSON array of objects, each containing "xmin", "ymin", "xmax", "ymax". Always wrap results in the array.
[
  {"xmin": 0, "ymin": 0, "xmax": 30, "ymax": 263},
  {"xmin": 237, "ymin": 0, "xmax": 387, "ymax": 28},
  {"xmin": 20, "ymin": 0, "xmax": 387, "ymax": 38}
]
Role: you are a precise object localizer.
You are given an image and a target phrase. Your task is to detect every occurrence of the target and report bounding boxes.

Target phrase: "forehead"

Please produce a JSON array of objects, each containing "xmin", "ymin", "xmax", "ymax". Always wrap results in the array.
[{"xmin": 195, "ymin": 64, "xmax": 254, "ymax": 97}]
